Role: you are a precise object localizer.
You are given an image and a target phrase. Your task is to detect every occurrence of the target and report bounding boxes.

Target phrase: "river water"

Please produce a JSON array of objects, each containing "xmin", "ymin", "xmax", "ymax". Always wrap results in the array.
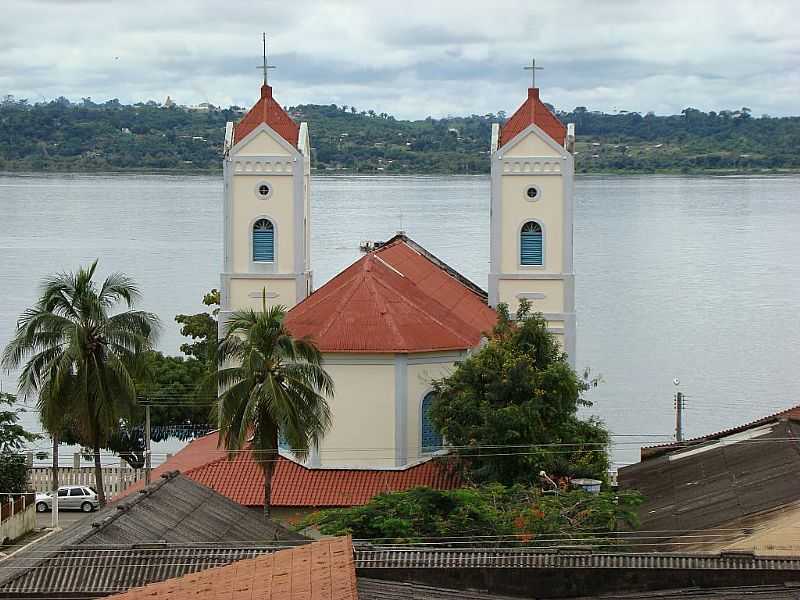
[{"xmin": 1, "ymin": 172, "xmax": 799, "ymax": 467}]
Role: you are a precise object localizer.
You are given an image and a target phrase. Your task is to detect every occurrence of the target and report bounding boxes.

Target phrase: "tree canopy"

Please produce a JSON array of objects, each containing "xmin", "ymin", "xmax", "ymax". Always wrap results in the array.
[
  {"xmin": 302, "ymin": 484, "xmax": 643, "ymax": 547},
  {"xmin": 1, "ymin": 95, "xmax": 797, "ymax": 174},
  {"xmin": 430, "ymin": 301, "xmax": 609, "ymax": 485}
]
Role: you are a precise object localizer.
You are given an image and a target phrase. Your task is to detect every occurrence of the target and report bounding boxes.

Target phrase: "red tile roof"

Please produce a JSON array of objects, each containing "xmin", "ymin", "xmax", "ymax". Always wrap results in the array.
[
  {"xmin": 186, "ymin": 450, "xmax": 461, "ymax": 508},
  {"xmin": 109, "ymin": 536, "xmax": 357, "ymax": 600},
  {"xmin": 233, "ymin": 84, "xmax": 300, "ymax": 148},
  {"xmin": 114, "ymin": 430, "xmax": 462, "ymax": 508},
  {"xmin": 499, "ymin": 88, "xmax": 566, "ymax": 148},
  {"xmin": 113, "ymin": 431, "xmax": 227, "ymax": 501},
  {"xmin": 641, "ymin": 403, "xmax": 800, "ymax": 460},
  {"xmin": 284, "ymin": 235, "xmax": 497, "ymax": 353}
]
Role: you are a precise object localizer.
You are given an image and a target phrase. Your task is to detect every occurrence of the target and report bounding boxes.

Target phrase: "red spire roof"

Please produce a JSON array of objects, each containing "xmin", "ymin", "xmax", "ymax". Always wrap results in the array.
[
  {"xmin": 233, "ymin": 84, "xmax": 299, "ymax": 147},
  {"xmin": 499, "ymin": 87, "xmax": 566, "ymax": 148},
  {"xmin": 284, "ymin": 235, "xmax": 497, "ymax": 353}
]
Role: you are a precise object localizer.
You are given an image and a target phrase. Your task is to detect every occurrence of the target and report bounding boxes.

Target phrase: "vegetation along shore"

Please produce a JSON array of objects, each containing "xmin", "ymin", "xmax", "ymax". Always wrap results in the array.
[{"xmin": 1, "ymin": 95, "xmax": 798, "ymax": 175}]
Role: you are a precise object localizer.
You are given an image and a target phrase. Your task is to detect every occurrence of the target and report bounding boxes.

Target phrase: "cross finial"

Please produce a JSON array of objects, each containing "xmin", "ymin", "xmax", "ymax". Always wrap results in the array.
[
  {"xmin": 524, "ymin": 58, "xmax": 543, "ymax": 88},
  {"xmin": 257, "ymin": 33, "xmax": 276, "ymax": 86}
]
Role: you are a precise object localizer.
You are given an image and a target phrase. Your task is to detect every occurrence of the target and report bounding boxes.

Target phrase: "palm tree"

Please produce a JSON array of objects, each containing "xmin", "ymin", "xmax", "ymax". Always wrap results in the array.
[
  {"xmin": 1, "ymin": 261, "xmax": 158, "ymax": 505},
  {"xmin": 217, "ymin": 301, "xmax": 333, "ymax": 517}
]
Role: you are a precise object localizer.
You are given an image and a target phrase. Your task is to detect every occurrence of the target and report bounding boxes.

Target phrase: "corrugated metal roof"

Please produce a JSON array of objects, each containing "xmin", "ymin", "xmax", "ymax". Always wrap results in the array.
[
  {"xmin": 619, "ymin": 420, "xmax": 800, "ymax": 539},
  {"xmin": 284, "ymin": 235, "xmax": 497, "ymax": 353},
  {"xmin": 233, "ymin": 84, "xmax": 299, "ymax": 147},
  {"xmin": 357, "ymin": 579, "xmax": 800, "ymax": 600},
  {"xmin": 358, "ymin": 578, "xmax": 525, "ymax": 600},
  {"xmin": 641, "ymin": 404, "xmax": 800, "ymax": 460},
  {"xmin": 0, "ymin": 472, "xmax": 306, "ymax": 598},
  {"xmin": 353, "ymin": 546, "xmax": 800, "ymax": 571},
  {"xmin": 186, "ymin": 453, "xmax": 462, "ymax": 507},
  {"xmin": 573, "ymin": 585, "xmax": 800, "ymax": 599},
  {"xmin": 4, "ymin": 543, "xmax": 800, "ymax": 599},
  {"xmin": 498, "ymin": 88, "xmax": 566, "ymax": 148}
]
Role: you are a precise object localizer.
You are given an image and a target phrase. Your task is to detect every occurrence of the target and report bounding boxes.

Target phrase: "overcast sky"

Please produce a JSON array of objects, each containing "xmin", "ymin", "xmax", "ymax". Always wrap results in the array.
[{"xmin": 2, "ymin": 0, "xmax": 798, "ymax": 119}]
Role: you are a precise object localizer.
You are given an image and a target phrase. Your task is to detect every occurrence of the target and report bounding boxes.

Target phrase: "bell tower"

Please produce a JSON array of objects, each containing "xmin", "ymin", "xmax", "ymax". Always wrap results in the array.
[
  {"xmin": 488, "ymin": 78, "xmax": 576, "ymax": 364},
  {"xmin": 220, "ymin": 69, "xmax": 312, "ymax": 325}
]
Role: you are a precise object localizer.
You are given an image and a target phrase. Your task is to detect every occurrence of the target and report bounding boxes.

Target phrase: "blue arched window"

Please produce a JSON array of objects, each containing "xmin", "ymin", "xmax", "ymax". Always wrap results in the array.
[
  {"xmin": 421, "ymin": 392, "xmax": 443, "ymax": 453},
  {"xmin": 253, "ymin": 219, "xmax": 275, "ymax": 262},
  {"xmin": 520, "ymin": 221, "xmax": 543, "ymax": 266}
]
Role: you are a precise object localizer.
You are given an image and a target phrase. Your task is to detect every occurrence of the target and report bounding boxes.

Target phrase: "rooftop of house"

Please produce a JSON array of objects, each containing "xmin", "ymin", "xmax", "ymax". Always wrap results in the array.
[
  {"xmin": 619, "ymin": 418, "xmax": 800, "ymax": 537},
  {"xmin": 0, "ymin": 472, "xmax": 306, "ymax": 597},
  {"xmin": 498, "ymin": 87, "xmax": 566, "ymax": 149},
  {"xmin": 107, "ymin": 536, "xmax": 357, "ymax": 600},
  {"xmin": 115, "ymin": 430, "xmax": 461, "ymax": 509},
  {"xmin": 284, "ymin": 233, "xmax": 497, "ymax": 353},
  {"xmin": 641, "ymin": 403, "xmax": 800, "ymax": 460},
  {"xmin": 233, "ymin": 84, "xmax": 300, "ymax": 147}
]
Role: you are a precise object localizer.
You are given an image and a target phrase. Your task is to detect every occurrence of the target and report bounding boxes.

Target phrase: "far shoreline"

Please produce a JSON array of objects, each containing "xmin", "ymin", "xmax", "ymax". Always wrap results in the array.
[{"xmin": 2, "ymin": 167, "xmax": 799, "ymax": 178}]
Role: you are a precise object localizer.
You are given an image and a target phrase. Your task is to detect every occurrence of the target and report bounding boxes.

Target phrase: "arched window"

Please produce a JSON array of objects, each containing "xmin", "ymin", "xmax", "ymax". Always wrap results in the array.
[
  {"xmin": 520, "ymin": 221, "xmax": 543, "ymax": 266},
  {"xmin": 252, "ymin": 219, "xmax": 274, "ymax": 262},
  {"xmin": 421, "ymin": 392, "xmax": 443, "ymax": 453}
]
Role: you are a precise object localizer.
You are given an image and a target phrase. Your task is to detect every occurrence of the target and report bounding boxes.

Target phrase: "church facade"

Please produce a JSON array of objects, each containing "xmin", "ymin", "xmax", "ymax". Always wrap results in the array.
[{"xmin": 220, "ymin": 80, "xmax": 576, "ymax": 469}]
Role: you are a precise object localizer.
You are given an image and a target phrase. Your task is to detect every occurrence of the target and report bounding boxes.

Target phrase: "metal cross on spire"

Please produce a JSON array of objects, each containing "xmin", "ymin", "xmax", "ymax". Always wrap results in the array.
[
  {"xmin": 257, "ymin": 33, "xmax": 276, "ymax": 86},
  {"xmin": 524, "ymin": 58, "xmax": 543, "ymax": 88}
]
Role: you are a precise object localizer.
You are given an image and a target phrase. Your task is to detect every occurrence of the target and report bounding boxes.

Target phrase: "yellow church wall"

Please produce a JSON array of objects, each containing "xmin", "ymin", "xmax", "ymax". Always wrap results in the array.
[
  {"xmin": 500, "ymin": 175, "xmax": 564, "ymax": 274},
  {"xmin": 405, "ymin": 356, "xmax": 461, "ymax": 464},
  {"xmin": 497, "ymin": 278, "xmax": 565, "ymax": 314},
  {"xmin": 501, "ymin": 133, "xmax": 562, "ymax": 157},
  {"xmin": 233, "ymin": 130, "xmax": 292, "ymax": 156},
  {"xmin": 230, "ymin": 175, "xmax": 295, "ymax": 274},
  {"xmin": 317, "ymin": 356, "xmax": 397, "ymax": 468},
  {"xmin": 227, "ymin": 277, "xmax": 298, "ymax": 311}
]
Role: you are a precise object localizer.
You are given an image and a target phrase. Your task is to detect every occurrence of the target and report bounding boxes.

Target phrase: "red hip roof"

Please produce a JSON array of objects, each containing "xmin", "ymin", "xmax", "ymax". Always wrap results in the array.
[
  {"xmin": 499, "ymin": 87, "xmax": 566, "ymax": 148},
  {"xmin": 233, "ymin": 84, "xmax": 299, "ymax": 148},
  {"xmin": 284, "ymin": 235, "xmax": 497, "ymax": 353}
]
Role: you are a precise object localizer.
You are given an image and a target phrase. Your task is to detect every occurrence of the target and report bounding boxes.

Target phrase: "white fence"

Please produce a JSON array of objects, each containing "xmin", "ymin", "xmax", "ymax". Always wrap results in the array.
[{"xmin": 27, "ymin": 453, "xmax": 146, "ymax": 497}]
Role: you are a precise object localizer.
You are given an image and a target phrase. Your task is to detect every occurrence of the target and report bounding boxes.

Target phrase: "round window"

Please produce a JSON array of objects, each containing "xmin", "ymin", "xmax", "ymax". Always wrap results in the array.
[
  {"xmin": 254, "ymin": 181, "xmax": 273, "ymax": 199},
  {"xmin": 525, "ymin": 185, "xmax": 541, "ymax": 201}
]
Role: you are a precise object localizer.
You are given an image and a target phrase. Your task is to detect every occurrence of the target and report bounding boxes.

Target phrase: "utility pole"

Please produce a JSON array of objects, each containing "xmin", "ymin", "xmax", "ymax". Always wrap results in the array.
[
  {"xmin": 144, "ymin": 400, "xmax": 151, "ymax": 486},
  {"xmin": 673, "ymin": 378, "xmax": 685, "ymax": 442}
]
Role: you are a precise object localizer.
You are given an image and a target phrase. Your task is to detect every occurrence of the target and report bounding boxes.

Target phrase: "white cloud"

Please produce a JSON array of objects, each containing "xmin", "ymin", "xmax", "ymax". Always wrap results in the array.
[{"xmin": 2, "ymin": 0, "xmax": 798, "ymax": 117}]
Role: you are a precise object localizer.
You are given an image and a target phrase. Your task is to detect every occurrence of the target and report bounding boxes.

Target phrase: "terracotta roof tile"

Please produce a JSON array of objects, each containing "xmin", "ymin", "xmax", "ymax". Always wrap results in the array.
[
  {"xmin": 186, "ymin": 449, "xmax": 461, "ymax": 507},
  {"xmin": 233, "ymin": 84, "xmax": 300, "ymax": 147},
  {"xmin": 107, "ymin": 537, "xmax": 356, "ymax": 600},
  {"xmin": 284, "ymin": 235, "xmax": 497, "ymax": 353},
  {"xmin": 499, "ymin": 87, "xmax": 566, "ymax": 148}
]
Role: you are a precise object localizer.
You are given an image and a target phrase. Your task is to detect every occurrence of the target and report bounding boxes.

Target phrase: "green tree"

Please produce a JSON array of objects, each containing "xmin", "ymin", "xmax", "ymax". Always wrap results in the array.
[
  {"xmin": 302, "ymin": 484, "xmax": 643, "ymax": 546},
  {"xmin": 175, "ymin": 289, "xmax": 219, "ymax": 365},
  {"xmin": 430, "ymin": 301, "xmax": 609, "ymax": 485},
  {"xmin": 216, "ymin": 299, "xmax": 333, "ymax": 517},
  {"xmin": 1, "ymin": 261, "xmax": 159, "ymax": 504},
  {"xmin": 0, "ymin": 393, "xmax": 37, "ymax": 501},
  {"xmin": 57, "ymin": 290, "xmax": 219, "ymax": 469}
]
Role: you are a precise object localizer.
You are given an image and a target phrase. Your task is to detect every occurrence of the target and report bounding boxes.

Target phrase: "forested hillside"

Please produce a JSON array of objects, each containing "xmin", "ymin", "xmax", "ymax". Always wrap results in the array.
[{"xmin": 1, "ymin": 95, "xmax": 798, "ymax": 174}]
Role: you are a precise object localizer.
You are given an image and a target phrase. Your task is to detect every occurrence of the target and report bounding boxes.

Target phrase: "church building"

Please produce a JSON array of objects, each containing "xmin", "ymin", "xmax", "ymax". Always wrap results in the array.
[{"xmin": 220, "ymin": 75, "xmax": 576, "ymax": 469}]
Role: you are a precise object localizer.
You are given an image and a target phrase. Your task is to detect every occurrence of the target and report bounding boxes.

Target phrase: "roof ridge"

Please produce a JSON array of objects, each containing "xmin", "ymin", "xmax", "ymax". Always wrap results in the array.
[
  {"xmin": 368, "ymin": 260, "xmax": 476, "ymax": 349},
  {"xmin": 364, "ymin": 263, "xmax": 410, "ymax": 351},
  {"xmin": 68, "ymin": 472, "xmax": 180, "ymax": 546},
  {"xmin": 376, "ymin": 235, "xmax": 488, "ymax": 300}
]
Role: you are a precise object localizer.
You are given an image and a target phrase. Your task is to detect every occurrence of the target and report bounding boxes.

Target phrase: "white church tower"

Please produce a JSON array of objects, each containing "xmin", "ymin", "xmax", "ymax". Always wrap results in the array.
[
  {"xmin": 488, "ymin": 77, "xmax": 577, "ymax": 364},
  {"xmin": 220, "ymin": 73, "xmax": 312, "ymax": 325}
]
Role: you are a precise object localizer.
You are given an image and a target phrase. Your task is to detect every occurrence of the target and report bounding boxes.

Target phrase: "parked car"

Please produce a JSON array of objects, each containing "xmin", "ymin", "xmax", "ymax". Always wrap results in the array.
[{"xmin": 35, "ymin": 486, "xmax": 99, "ymax": 513}]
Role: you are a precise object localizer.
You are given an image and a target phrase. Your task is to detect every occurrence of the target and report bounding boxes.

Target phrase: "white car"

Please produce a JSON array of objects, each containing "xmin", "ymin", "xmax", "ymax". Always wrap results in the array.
[{"xmin": 35, "ymin": 485, "xmax": 100, "ymax": 513}]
